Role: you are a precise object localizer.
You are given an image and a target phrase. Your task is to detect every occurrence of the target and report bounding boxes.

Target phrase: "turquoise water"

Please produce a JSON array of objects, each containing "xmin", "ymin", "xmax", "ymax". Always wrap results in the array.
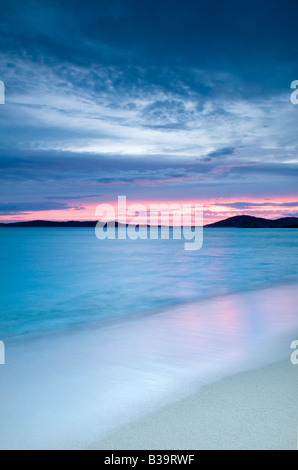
[
  {"xmin": 0, "ymin": 228, "xmax": 298, "ymax": 340},
  {"xmin": 0, "ymin": 228, "xmax": 298, "ymax": 449}
]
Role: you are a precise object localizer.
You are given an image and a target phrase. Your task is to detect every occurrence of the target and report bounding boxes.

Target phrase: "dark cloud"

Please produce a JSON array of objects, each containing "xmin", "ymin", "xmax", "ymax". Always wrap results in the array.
[
  {"xmin": 221, "ymin": 201, "xmax": 298, "ymax": 209},
  {"xmin": 141, "ymin": 99, "xmax": 195, "ymax": 127},
  {"xmin": 0, "ymin": 201, "xmax": 70, "ymax": 215},
  {"xmin": 1, "ymin": 151, "xmax": 297, "ymax": 191},
  {"xmin": 203, "ymin": 147, "xmax": 235, "ymax": 162},
  {"xmin": 46, "ymin": 194, "xmax": 102, "ymax": 200},
  {"xmin": 1, "ymin": 1, "xmax": 297, "ymax": 93},
  {"xmin": 281, "ymin": 212, "xmax": 298, "ymax": 217}
]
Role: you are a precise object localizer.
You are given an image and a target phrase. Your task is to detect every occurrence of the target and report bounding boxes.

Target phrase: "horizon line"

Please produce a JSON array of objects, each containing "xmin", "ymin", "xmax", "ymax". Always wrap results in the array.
[{"xmin": 1, "ymin": 214, "xmax": 298, "ymax": 228}]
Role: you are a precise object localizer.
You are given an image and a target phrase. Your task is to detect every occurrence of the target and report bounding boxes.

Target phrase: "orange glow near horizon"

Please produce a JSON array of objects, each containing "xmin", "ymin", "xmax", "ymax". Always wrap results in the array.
[{"xmin": 1, "ymin": 197, "xmax": 298, "ymax": 224}]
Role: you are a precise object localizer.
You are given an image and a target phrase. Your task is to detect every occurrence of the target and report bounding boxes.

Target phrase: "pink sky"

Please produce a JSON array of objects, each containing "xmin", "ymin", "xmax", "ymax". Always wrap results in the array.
[{"xmin": 1, "ymin": 197, "xmax": 297, "ymax": 224}]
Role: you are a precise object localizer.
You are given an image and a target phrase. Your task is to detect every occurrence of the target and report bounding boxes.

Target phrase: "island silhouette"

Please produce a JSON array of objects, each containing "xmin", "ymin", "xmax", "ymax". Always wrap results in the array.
[{"xmin": 0, "ymin": 215, "xmax": 297, "ymax": 228}]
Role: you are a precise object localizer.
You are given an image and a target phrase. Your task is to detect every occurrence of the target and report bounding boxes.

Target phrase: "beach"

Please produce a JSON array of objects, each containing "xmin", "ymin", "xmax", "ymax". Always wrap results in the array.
[
  {"xmin": 0, "ymin": 228, "xmax": 298, "ymax": 450},
  {"xmin": 0, "ymin": 282, "xmax": 297, "ymax": 450},
  {"xmin": 90, "ymin": 359, "xmax": 298, "ymax": 450}
]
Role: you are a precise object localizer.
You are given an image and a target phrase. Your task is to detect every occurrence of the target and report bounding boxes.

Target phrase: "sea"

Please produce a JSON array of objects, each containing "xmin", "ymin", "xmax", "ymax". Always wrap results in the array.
[{"xmin": 0, "ymin": 227, "xmax": 297, "ymax": 449}]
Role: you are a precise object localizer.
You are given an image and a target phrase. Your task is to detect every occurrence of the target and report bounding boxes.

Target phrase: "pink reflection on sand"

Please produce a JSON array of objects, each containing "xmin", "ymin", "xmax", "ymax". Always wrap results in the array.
[{"xmin": 124, "ymin": 283, "xmax": 298, "ymax": 368}]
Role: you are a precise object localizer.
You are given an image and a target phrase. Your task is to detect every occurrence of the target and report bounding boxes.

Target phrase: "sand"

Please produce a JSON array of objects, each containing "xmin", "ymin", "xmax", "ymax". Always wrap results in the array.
[{"xmin": 89, "ymin": 359, "xmax": 298, "ymax": 450}]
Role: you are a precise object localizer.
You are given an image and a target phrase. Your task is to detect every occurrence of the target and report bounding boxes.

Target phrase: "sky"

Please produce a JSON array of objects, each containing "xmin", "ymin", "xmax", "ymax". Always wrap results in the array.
[{"xmin": 0, "ymin": 0, "xmax": 298, "ymax": 223}]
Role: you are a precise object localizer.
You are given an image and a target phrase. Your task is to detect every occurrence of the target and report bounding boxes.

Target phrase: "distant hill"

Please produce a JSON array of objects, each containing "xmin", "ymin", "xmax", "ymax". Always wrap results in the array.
[
  {"xmin": 0, "ymin": 220, "xmax": 98, "ymax": 227},
  {"xmin": 205, "ymin": 215, "xmax": 298, "ymax": 228},
  {"xmin": 0, "ymin": 215, "xmax": 297, "ymax": 228}
]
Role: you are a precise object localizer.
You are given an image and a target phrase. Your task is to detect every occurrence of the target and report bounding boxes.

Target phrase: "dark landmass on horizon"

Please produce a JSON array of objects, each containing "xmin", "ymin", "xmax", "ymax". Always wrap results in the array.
[
  {"xmin": 0, "ymin": 215, "xmax": 298, "ymax": 228},
  {"xmin": 204, "ymin": 215, "xmax": 298, "ymax": 228}
]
